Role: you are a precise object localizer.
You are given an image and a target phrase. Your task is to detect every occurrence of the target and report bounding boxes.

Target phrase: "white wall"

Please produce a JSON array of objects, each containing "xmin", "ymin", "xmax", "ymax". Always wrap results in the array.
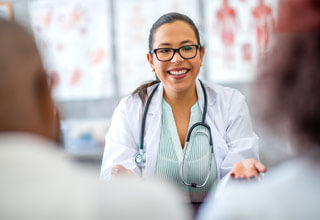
[{"xmin": 2, "ymin": 0, "xmax": 293, "ymax": 168}]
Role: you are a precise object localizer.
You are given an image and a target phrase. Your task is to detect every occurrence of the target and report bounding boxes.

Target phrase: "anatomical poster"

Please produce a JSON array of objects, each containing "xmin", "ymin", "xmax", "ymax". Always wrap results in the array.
[
  {"xmin": 115, "ymin": 0, "xmax": 200, "ymax": 96},
  {"xmin": 29, "ymin": 0, "xmax": 114, "ymax": 101},
  {"xmin": 204, "ymin": 0, "xmax": 278, "ymax": 83}
]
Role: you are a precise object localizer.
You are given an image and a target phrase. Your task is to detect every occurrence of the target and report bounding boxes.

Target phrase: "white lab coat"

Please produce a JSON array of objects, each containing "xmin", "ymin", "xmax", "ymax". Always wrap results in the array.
[{"xmin": 101, "ymin": 80, "xmax": 259, "ymax": 182}]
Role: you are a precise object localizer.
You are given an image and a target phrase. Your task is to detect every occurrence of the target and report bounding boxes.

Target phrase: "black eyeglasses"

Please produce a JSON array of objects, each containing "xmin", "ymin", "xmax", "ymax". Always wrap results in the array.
[{"xmin": 151, "ymin": 44, "xmax": 201, "ymax": 62}]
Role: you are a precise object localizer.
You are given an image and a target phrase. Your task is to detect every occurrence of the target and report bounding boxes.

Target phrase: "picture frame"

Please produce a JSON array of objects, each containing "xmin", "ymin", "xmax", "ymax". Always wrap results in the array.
[{"xmin": 0, "ymin": 2, "xmax": 13, "ymax": 21}]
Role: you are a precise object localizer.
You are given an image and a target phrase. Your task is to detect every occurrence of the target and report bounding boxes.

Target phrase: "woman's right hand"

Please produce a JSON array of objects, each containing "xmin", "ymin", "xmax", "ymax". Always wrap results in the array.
[
  {"xmin": 230, "ymin": 159, "xmax": 267, "ymax": 179},
  {"xmin": 111, "ymin": 165, "xmax": 135, "ymax": 177}
]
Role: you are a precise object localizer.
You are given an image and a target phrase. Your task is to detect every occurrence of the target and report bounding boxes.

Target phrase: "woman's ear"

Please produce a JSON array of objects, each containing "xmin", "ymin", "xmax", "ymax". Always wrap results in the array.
[
  {"xmin": 147, "ymin": 53, "xmax": 155, "ymax": 72},
  {"xmin": 200, "ymin": 46, "xmax": 205, "ymax": 64}
]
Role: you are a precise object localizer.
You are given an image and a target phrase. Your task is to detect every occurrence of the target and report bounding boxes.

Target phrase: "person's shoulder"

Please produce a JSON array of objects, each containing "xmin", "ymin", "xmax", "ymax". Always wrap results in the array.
[
  {"xmin": 119, "ymin": 83, "xmax": 160, "ymax": 106},
  {"xmin": 118, "ymin": 83, "xmax": 160, "ymax": 111},
  {"xmin": 203, "ymin": 80, "xmax": 244, "ymax": 99},
  {"xmin": 261, "ymin": 158, "xmax": 320, "ymax": 187},
  {"xmin": 211, "ymin": 158, "xmax": 320, "ymax": 219},
  {"xmin": 0, "ymin": 133, "xmax": 102, "ymax": 208},
  {"xmin": 116, "ymin": 92, "xmax": 143, "ymax": 113},
  {"xmin": 204, "ymin": 176, "xmax": 275, "ymax": 219},
  {"xmin": 119, "ymin": 93, "xmax": 141, "ymax": 105},
  {"xmin": 224, "ymin": 159, "xmax": 304, "ymax": 196},
  {"xmin": 202, "ymin": 80, "xmax": 245, "ymax": 109},
  {"xmin": 103, "ymin": 177, "xmax": 192, "ymax": 220}
]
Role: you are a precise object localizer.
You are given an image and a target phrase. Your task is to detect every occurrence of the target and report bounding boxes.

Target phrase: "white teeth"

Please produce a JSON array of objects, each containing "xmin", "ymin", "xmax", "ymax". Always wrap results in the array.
[{"xmin": 169, "ymin": 70, "xmax": 188, "ymax": 75}]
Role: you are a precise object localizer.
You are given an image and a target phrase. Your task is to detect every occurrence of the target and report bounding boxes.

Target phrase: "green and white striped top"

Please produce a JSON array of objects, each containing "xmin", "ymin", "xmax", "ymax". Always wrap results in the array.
[{"xmin": 155, "ymin": 98, "xmax": 217, "ymax": 197}]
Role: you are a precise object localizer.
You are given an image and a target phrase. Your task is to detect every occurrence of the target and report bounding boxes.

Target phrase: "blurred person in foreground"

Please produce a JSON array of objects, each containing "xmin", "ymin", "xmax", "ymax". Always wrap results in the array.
[
  {"xmin": 197, "ymin": 0, "xmax": 320, "ymax": 219},
  {"xmin": 0, "ymin": 18, "xmax": 191, "ymax": 220}
]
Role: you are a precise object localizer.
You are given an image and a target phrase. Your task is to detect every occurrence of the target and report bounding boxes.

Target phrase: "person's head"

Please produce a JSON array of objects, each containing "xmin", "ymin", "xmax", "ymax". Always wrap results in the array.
[
  {"xmin": 0, "ymin": 18, "xmax": 60, "ymax": 142},
  {"xmin": 253, "ymin": 0, "xmax": 320, "ymax": 154},
  {"xmin": 146, "ymin": 12, "xmax": 205, "ymax": 95}
]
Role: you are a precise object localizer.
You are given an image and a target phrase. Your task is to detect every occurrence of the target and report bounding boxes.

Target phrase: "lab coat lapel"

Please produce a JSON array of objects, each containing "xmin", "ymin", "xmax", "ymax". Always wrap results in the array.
[
  {"xmin": 196, "ymin": 80, "xmax": 225, "ymax": 180},
  {"xmin": 196, "ymin": 79, "xmax": 215, "ymax": 114},
  {"xmin": 143, "ymin": 80, "xmax": 225, "ymax": 179},
  {"xmin": 143, "ymin": 83, "xmax": 163, "ymax": 178}
]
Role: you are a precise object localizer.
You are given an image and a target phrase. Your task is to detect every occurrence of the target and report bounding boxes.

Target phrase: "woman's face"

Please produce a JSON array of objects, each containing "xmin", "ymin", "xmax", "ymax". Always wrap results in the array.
[{"xmin": 147, "ymin": 20, "xmax": 205, "ymax": 94}]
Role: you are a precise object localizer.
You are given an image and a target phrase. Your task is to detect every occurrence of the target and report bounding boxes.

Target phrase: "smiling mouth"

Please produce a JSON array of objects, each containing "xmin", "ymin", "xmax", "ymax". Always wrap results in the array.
[{"xmin": 168, "ymin": 69, "xmax": 189, "ymax": 76}]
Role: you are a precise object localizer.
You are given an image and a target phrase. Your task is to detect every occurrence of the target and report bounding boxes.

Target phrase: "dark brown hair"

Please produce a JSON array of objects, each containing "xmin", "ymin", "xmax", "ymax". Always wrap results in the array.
[
  {"xmin": 0, "ymin": 18, "xmax": 60, "ymax": 143},
  {"xmin": 253, "ymin": 0, "xmax": 320, "ymax": 153},
  {"xmin": 253, "ymin": 33, "xmax": 320, "ymax": 151},
  {"xmin": 132, "ymin": 12, "xmax": 202, "ymax": 104}
]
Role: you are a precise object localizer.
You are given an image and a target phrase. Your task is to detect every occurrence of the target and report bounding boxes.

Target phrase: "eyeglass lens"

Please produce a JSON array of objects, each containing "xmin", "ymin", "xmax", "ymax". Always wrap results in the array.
[{"xmin": 155, "ymin": 45, "xmax": 198, "ymax": 61}]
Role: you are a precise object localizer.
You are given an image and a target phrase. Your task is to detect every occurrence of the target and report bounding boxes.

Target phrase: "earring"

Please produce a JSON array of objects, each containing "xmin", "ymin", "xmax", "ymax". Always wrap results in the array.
[
  {"xmin": 200, "ymin": 63, "xmax": 203, "ymax": 67},
  {"xmin": 152, "ymin": 69, "xmax": 155, "ymax": 72}
]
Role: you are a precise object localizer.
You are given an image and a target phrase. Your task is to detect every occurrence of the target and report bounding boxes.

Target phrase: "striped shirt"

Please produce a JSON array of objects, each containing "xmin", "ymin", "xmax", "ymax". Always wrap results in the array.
[{"xmin": 155, "ymin": 99, "xmax": 217, "ymax": 201}]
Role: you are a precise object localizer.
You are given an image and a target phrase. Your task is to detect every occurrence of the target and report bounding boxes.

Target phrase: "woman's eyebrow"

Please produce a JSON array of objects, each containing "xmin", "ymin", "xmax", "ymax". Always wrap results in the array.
[
  {"xmin": 157, "ymin": 40, "xmax": 195, "ymax": 48},
  {"xmin": 157, "ymin": 43, "xmax": 171, "ymax": 47},
  {"xmin": 180, "ymin": 40, "xmax": 194, "ymax": 45}
]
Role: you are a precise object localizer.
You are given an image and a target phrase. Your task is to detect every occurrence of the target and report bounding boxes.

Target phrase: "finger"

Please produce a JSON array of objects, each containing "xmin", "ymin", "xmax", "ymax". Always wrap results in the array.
[
  {"xmin": 250, "ymin": 168, "xmax": 259, "ymax": 176},
  {"xmin": 232, "ymin": 174, "xmax": 239, "ymax": 179},
  {"xmin": 255, "ymin": 162, "xmax": 267, "ymax": 173},
  {"xmin": 113, "ymin": 164, "xmax": 125, "ymax": 170},
  {"xmin": 111, "ymin": 167, "xmax": 120, "ymax": 176},
  {"xmin": 231, "ymin": 172, "xmax": 241, "ymax": 179},
  {"xmin": 248, "ymin": 175, "xmax": 258, "ymax": 180},
  {"xmin": 112, "ymin": 165, "xmax": 126, "ymax": 175},
  {"xmin": 244, "ymin": 159, "xmax": 255, "ymax": 169},
  {"xmin": 247, "ymin": 173, "xmax": 259, "ymax": 180},
  {"xmin": 233, "ymin": 174, "xmax": 245, "ymax": 179},
  {"xmin": 242, "ymin": 167, "xmax": 258, "ymax": 178}
]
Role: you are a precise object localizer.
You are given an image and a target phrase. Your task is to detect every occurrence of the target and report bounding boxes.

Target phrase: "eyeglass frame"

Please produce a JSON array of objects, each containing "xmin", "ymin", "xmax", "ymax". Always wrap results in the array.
[{"xmin": 150, "ymin": 44, "xmax": 201, "ymax": 62}]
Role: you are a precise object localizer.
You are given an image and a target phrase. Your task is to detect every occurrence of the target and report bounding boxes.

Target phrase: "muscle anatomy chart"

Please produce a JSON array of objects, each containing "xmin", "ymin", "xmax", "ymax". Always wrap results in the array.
[{"xmin": 205, "ymin": 0, "xmax": 277, "ymax": 83}]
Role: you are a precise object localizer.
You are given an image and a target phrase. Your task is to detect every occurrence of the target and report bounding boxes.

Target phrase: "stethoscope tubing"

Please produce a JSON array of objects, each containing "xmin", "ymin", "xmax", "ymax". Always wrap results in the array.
[
  {"xmin": 138, "ymin": 83, "xmax": 160, "ymax": 151},
  {"xmin": 136, "ymin": 79, "xmax": 214, "ymax": 188}
]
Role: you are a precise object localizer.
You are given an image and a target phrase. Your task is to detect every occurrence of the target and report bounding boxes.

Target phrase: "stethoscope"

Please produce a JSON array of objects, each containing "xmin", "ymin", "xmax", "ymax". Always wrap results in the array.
[{"xmin": 135, "ymin": 79, "xmax": 214, "ymax": 188}]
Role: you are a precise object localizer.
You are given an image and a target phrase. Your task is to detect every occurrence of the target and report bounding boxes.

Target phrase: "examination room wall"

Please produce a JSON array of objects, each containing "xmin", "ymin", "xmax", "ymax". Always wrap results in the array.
[{"xmin": 0, "ymin": 0, "xmax": 291, "ymax": 171}]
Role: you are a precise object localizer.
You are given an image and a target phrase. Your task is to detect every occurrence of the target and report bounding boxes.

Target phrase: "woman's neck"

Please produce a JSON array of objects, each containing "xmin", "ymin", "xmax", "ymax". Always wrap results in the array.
[{"xmin": 163, "ymin": 84, "xmax": 198, "ymax": 109}]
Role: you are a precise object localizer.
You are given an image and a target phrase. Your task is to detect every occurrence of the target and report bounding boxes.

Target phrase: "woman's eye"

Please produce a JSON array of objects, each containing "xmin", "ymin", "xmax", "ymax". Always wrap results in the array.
[
  {"xmin": 158, "ymin": 48, "xmax": 171, "ymax": 53},
  {"xmin": 182, "ymin": 46, "xmax": 192, "ymax": 51}
]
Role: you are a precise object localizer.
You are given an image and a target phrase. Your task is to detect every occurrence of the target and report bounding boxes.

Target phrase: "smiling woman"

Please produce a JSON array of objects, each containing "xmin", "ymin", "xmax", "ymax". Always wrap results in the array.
[
  {"xmin": 147, "ymin": 20, "xmax": 203, "ymax": 98},
  {"xmin": 100, "ymin": 12, "xmax": 266, "ymax": 202}
]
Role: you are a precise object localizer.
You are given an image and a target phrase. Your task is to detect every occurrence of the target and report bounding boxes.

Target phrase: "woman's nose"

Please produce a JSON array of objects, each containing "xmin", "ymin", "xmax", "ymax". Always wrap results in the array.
[{"xmin": 171, "ymin": 51, "xmax": 184, "ymax": 63}]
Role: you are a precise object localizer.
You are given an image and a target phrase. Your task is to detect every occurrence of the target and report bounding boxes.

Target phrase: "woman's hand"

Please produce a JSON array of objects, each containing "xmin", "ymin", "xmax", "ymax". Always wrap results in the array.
[
  {"xmin": 111, "ymin": 165, "xmax": 135, "ymax": 177},
  {"xmin": 230, "ymin": 159, "xmax": 267, "ymax": 179}
]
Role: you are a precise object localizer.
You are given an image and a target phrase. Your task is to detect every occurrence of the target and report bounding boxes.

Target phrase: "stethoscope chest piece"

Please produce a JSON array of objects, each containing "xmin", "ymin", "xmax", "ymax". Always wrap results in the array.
[{"xmin": 135, "ymin": 151, "xmax": 145, "ymax": 168}]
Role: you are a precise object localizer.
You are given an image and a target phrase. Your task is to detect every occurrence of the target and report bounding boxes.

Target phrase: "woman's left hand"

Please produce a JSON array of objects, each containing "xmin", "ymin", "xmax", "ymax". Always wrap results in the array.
[{"xmin": 230, "ymin": 158, "xmax": 267, "ymax": 179}]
